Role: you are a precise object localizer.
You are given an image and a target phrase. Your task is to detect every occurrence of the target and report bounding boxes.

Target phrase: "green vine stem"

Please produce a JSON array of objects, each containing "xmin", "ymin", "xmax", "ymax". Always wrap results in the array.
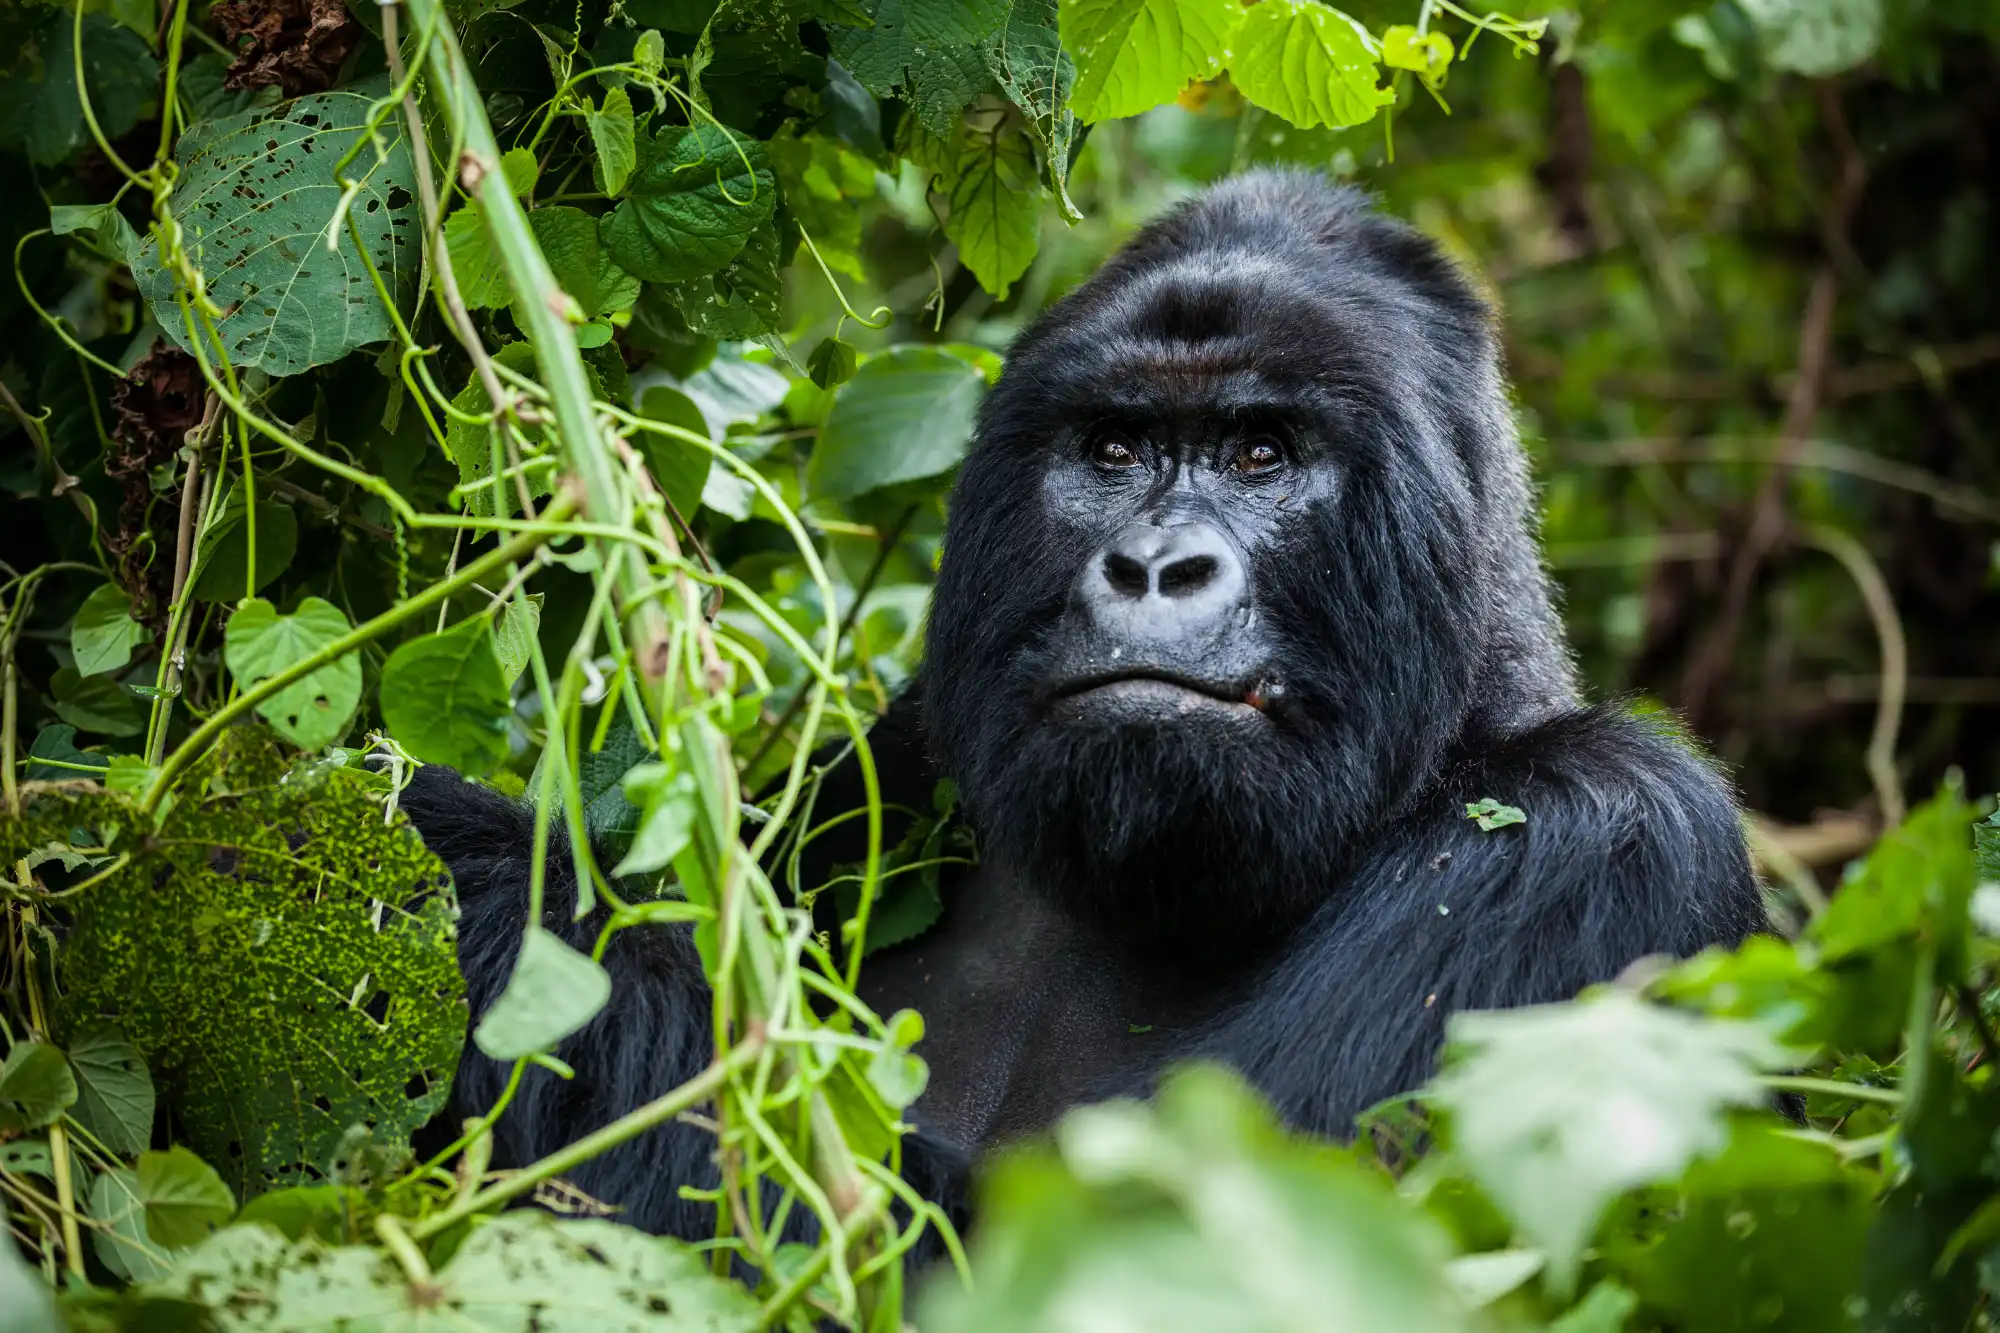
[{"xmin": 141, "ymin": 502, "xmax": 573, "ymax": 813}]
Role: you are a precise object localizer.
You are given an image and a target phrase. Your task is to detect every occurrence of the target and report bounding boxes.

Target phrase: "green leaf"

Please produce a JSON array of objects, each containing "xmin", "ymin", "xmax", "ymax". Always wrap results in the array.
[
  {"xmin": 828, "ymin": 0, "xmax": 993, "ymax": 136},
  {"xmin": 636, "ymin": 386, "xmax": 715, "ymax": 521},
  {"xmin": 1060, "ymin": 0, "xmax": 1241, "ymax": 124},
  {"xmin": 0, "ymin": 1042, "xmax": 77, "ymax": 1134},
  {"xmin": 1811, "ymin": 786, "xmax": 1976, "ymax": 970},
  {"xmin": 0, "ymin": 1225, "xmax": 57, "ymax": 1333},
  {"xmin": 1228, "ymin": 0, "xmax": 1392, "ymax": 131},
  {"xmin": 1738, "ymin": 0, "xmax": 1881, "ymax": 76},
  {"xmin": 1380, "ymin": 24, "xmax": 1453, "ymax": 79},
  {"xmin": 50, "ymin": 666, "xmax": 146, "ymax": 738},
  {"xmin": 984, "ymin": 0, "xmax": 1081, "ymax": 218},
  {"xmin": 530, "ymin": 206, "xmax": 642, "ymax": 318},
  {"xmin": 136, "ymin": 1146, "xmax": 236, "ymax": 1248},
  {"xmin": 600, "ymin": 125, "xmax": 776, "ymax": 283},
  {"xmin": 50, "ymin": 199, "xmax": 142, "ymax": 263},
  {"xmin": 140, "ymin": 1212, "xmax": 759, "ymax": 1330},
  {"xmin": 473, "ymin": 928, "xmax": 614, "ymax": 1061},
  {"xmin": 1428, "ymin": 991, "xmax": 1792, "ymax": 1289},
  {"xmin": 908, "ymin": 0, "xmax": 1012, "ymax": 46},
  {"xmin": 72, "ymin": 582, "xmax": 149, "ymax": 678},
  {"xmin": 1548, "ymin": 1282, "xmax": 1640, "ymax": 1333},
  {"xmin": 443, "ymin": 201, "xmax": 513, "ymax": 310},
  {"xmin": 491, "ymin": 594, "xmax": 544, "ymax": 688},
  {"xmin": 661, "ymin": 219, "xmax": 783, "ymax": 340},
  {"xmin": 614, "ymin": 764, "xmax": 699, "ymax": 877},
  {"xmin": 222, "ymin": 597, "xmax": 362, "ymax": 750},
  {"xmin": 923, "ymin": 1066, "xmax": 1468, "ymax": 1332},
  {"xmin": 442, "ymin": 342, "xmax": 560, "ymax": 520},
  {"xmin": 67, "ymin": 1028, "xmax": 156, "ymax": 1158},
  {"xmin": 21, "ymin": 733, "xmax": 466, "ymax": 1194},
  {"xmin": 1464, "ymin": 797, "xmax": 1526, "ymax": 831},
  {"xmin": 807, "ymin": 336, "xmax": 858, "ymax": 389},
  {"xmin": 588, "ymin": 86, "xmax": 639, "ymax": 195},
  {"xmin": 24, "ymin": 723, "xmax": 110, "ymax": 781},
  {"xmin": 130, "ymin": 80, "xmax": 421, "ymax": 378},
  {"xmin": 89, "ymin": 1168, "xmax": 173, "ymax": 1281},
  {"xmin": 381, "ymin": 618, "xmax": 514, "ymax": 777},
  {"xmin": 188, "ymin": 487, "xmax": 300, "ymax": 602},
  {"xmin": 945, "ymin": 127, "xmax": 1044, "ymax": 298},
  {"xmin": 808, "ymin": 345, "xmax": 987, "ymax": 501},
  {"xmin": 0, "ymin": 12, "xmax": 158, "ymax": 166}
]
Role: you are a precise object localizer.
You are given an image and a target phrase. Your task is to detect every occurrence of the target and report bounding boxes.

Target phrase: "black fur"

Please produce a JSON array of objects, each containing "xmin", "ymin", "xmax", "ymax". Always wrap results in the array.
[{"xmin": 402, "ymin": 171, "xmax": 1765, "ymax": 1249}]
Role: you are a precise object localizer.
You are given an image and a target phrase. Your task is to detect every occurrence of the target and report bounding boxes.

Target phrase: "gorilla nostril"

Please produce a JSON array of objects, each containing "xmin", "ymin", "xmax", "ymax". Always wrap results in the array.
[
  {"xmin": 1104, "ymin": 550, "xmax": 1150, "ymax": 598},
  {"xmin": 1158, "ymin": 554, "xmax": 1219, "ymax": 597}
]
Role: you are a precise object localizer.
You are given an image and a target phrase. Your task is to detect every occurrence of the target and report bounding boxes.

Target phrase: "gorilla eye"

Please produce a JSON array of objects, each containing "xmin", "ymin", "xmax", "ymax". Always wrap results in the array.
[
  {"xmin": 1234, "ymin": 438, "xmax": 1284, "ymax": 473},
  {"xmin": 1093, "ymin": 436, "xmax": 1141, "ymax": 468}
]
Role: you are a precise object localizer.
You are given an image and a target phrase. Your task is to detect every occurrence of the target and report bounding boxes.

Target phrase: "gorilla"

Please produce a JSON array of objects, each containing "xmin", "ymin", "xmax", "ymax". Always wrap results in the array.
[{"xmin": 404, "ymin": 170, "xmax": 1765, "ymax": 1243}]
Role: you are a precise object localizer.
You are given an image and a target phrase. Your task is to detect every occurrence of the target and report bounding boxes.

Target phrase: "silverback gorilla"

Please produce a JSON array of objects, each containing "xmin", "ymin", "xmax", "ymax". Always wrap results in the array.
[{"xmin": 403, "ymin": 170, "xmax": 1766, "ymax": 1244}]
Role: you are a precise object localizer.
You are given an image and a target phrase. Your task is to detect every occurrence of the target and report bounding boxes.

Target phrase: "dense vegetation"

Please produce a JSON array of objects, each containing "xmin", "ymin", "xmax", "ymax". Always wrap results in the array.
[{"xmin": 1, "ymin": 0, "xmax": 1997, "ymax": 1328}]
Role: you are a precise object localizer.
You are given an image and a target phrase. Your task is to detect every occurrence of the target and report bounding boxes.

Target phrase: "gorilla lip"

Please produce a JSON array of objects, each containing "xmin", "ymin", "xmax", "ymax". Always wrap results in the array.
[{"xmin": 1053, "ymin": 671, "xmax": 1271, "ymax": 718}]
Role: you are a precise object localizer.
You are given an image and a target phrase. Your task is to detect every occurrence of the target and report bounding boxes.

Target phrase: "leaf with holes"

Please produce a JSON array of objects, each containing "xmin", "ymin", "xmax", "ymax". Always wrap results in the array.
[
  {"xmin": 223, "ymin": 597, "xmax": 362, "ymax": 750},
  {"xmin": 827, "ymin": 0, "xmax": 994, "ymax": 136},
  {"xmin": 985, "ymin": 0, "xmax": 1081, "ymax": 218},
  {"xmin": 139, "ymin": 1212, "xmax": 759, "ymax": 1331},
  {"xmin": 130, "ymin": 79, "xmax": 420, "ymax": 378},
  {"xmin": 12, "ymin": 732, "xmax": 465, "ymax": 1194},
  {"xmin": 380, "ymin": 618, "xmax": 514, "ymax": 777}
]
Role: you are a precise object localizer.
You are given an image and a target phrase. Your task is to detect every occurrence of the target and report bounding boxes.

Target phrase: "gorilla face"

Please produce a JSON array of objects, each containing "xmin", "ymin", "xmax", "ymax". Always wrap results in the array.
[{"xmin": 924, "ymin": 177, "xmax": 1543, "ymax": 955}]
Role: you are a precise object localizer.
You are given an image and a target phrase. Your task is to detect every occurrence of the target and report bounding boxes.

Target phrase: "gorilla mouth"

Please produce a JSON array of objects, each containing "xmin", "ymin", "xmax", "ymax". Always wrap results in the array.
[{"xmin": 1051, "ymin": 670, "xmax": 1273, "ymax": 720}]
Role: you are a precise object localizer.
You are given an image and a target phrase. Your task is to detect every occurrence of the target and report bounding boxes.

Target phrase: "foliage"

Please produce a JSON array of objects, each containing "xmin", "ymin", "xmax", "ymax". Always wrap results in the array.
[{"xmin": 0, "ymin": 0, "xmax": 1995, "ymax": 1327}]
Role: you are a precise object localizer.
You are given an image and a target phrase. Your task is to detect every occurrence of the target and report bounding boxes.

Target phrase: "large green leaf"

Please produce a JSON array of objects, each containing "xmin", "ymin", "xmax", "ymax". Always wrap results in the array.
[
  {"xmin": 530, "ymin": 207, "xmax": 642, "ymax": 318},
  {"xmin": 189, "ymin": 487, "xmax": 300, "ymax": 602},
  {"xmin": 15, "ymin": 734, "xmax": 466, "ymax": 1194},
  {"xmin": 50, "ymin": 667, "xmax": 146, "ymax": 738},
  {"xmin": 1427, "ymin": 991, "xmax": 1791, "ymax": 1288},
  {"xmin": 1059, "ymin": 0, "xmax": 1241, "ymax": 124},
  {"xmin": 808, "ymin": 345, "xmax": 987, "ymax": 500},
  {"xmin": 136, "ymin": 1146, "xmax": 237, "ymax": 1248},
  {"xmin": 661, "ymin": 219, "xmax": 783, "ymax": 339},
  {"xmin": 828, "ymin": 0, "xmax": 994, "ymax": 136},
  {"xmin": 380, "ymin": 618, "xmax": 514, "ymax": 777},
  {"xmin": 72, "ymin": 583, "xmax": 149, "ymax": 678},
  {"xmin": 67, "ymin": 1028, "xmax": 156, "ymax": 1158},
  {"xmin": 139, "ymin": 1212, "xmax": 759, "ymax": 1331},
  {"xmin": 223, "ymin": 597, "xmax": 363, "ymax": 750},
  {"xmin": 984, "ymin": 0, "xmax": 1081, "ymax": 217},
  {"xmin": 945, "ymin": 127, "xmax": 1044, "ymax": 298},
  {"xmin": 922, "ymin": 1066, "xmax": 1468, "ymax": 1332},
  {"xmin": 0, "ymin": 11, "xmax": 158, "ymax": 166},
  {"xmin": 131, "ymin": 81, "xmax": 420, "ymax": 377},
  {"xmin": 1228, "ymin": 0, "xmax": 1391, "ymax": 131},
  {"xmin": 599, "ymin": 126, "xmax": 776, "ymax": 283}
]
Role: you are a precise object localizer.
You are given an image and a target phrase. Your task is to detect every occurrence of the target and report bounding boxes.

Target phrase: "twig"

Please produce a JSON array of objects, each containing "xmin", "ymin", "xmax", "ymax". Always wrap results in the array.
[
  {"xmin": 1805, "ymin": 525, "xmax": 1907, "ymax": 827},
  {"xmin": 1680, "ymin": 266, "xmax": 1840, "ymax": 723},
  {"xmin": 381, "ymin": 2, "xmax": 510, "ymax": 442}
]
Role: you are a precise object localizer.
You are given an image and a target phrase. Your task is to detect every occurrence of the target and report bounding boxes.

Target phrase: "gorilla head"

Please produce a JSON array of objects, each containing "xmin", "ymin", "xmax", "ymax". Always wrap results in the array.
[{"xmin": 923, "ymin": 172, "xmax": 1579, "ymax": 955}]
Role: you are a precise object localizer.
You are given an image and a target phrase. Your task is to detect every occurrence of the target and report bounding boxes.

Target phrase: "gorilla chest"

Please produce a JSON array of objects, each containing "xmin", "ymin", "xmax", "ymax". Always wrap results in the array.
[{"xmin": 856, "ymin": 861, "xmax": 1217, "ymax": 1152}]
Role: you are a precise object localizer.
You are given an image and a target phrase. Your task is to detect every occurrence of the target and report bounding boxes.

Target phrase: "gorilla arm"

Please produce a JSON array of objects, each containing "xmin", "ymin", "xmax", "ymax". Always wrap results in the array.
[
  {"xmin": 400, "ymin": 767, "xmax": 969, "ymax": 1247},
  {"xmin": 1190, "ymin": 705, "xmax": 1768, "ymax": 1137}
]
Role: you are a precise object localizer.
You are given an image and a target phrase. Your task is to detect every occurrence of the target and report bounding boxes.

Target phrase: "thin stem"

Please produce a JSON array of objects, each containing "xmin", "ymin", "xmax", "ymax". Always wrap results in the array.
[
  {"xmin": 143, "ymin": 503, "xmax": 572, "ymax": 811},
  {"xmin": 407, "ymin": 1041, "xmax": 762, "ymax": 1241},
  {"xmin": 1762, "ymin": 1074, "xmax": 1903, "ymax": 1107}
]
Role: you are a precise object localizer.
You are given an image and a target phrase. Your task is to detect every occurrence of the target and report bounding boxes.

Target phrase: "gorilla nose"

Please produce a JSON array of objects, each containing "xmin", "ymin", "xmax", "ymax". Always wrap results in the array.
[{"xmin": 1083, "ymin": 522, "xmax": 1247, "ymax": 629}]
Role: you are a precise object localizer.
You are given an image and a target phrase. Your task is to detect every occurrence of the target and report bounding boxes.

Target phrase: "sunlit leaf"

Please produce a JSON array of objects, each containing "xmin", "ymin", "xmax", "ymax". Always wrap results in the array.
[
  {"xmin": 1060, "ymin": 0, "xmax": 1241, "ymax": 124},
  {"xmin": 1228, "ymin": 0, "xmax": 1392, "ymax": 131}
]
